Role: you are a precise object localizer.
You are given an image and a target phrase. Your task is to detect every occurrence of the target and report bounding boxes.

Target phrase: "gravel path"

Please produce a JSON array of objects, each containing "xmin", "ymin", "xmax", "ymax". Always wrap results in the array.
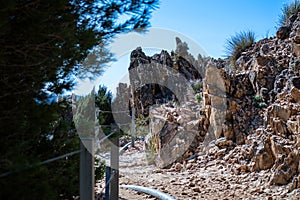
[{"xmin": 96, "ymin": 141, "xmax": 300, "ymax": 200}]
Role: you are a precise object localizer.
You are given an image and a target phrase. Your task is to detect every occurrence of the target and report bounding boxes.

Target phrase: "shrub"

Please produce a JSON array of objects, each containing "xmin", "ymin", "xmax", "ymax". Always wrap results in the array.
[
  {"xmin": 191, "ymin": 82, "xmax": 202, "ymax": 93},
  {"xmin": 253, "ymin": 95, "xmax": 266, "ymax": 108},
  {"xmin": 95, "ymin": 158, "xmax": 106, "ymax": 181},
  {"xmin": 225, "ymin": 30, "xmax": 255, "ymax": 68},
  {"xmin": 258, "ymin": 102, "xmax": 267, "ymax": 108},
  {"xmin": 279, "ymin": 0, "xmax": 300, "ymax": 26},
  {"xmin": 254, "ymin": 95, "xmax": 261, "ymax": 101},
  {"xmin": 196, "ymin": 94, "xmax": 202, "ymax": 103}
]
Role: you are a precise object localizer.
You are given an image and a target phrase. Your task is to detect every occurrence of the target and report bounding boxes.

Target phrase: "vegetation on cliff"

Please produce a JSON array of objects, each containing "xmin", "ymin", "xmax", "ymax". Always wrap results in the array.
[
  {"xmin": 225, "ymin": 30, "xmax": 256, "ymax": 69},
  {"xmin": 279, "ymin": 0, "xmax": 300, "ymax": 26}
]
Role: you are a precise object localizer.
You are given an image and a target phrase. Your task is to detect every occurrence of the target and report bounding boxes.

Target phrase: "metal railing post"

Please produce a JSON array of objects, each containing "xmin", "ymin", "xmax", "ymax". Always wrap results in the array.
[
  {"xmin": 110, "ymin": 124, "xmax": 119, "ymax": 200},
  {"xmin": 80, "ymin": 138, "xmax": 95, "ymax": 200},
  {"xmin": 105, "ymin": 166, "xmax": 111, "ymax": 200}
]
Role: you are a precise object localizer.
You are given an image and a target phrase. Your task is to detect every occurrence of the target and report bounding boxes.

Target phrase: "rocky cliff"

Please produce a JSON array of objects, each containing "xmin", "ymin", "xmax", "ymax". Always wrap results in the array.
[{"xmin": 126, "ymin": 12, "xmax": 300, "ymax": 189}]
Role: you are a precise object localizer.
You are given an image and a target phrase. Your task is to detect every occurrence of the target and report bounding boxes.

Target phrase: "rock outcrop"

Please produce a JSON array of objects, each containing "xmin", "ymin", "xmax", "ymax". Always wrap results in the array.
[
  {"xmin": 201, "ymin": 12, "xmax": 300, "ymax": 188},
  {"xmin": 126, "ymin": 11, "xmax": 300, "ymax": 189},
  {"xmin": 128, "ymin": 39, "xmax": 203, "ymax": 117}
]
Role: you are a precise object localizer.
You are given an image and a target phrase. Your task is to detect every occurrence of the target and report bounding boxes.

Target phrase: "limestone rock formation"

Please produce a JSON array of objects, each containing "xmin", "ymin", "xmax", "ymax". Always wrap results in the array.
[
  {"xmin": 126, "ymin": 11, "xmax": 300, "ymax": 189},
  {"xmin": 128, "ymin": 39, "xmax": 203, "ymax": 117}
]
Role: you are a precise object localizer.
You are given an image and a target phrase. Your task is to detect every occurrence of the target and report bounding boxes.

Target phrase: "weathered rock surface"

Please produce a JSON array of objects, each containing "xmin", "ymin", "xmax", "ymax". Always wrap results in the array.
[
  {"xmin": 144, "ymin": 101, "xmax": 203, "ymax": 168},
  {"xmin": 128, "ymin": 39, "xmax": 203, "ymax": 117},
  {"xmin": 127, "ymin": 10, "xmax": 300, "ymax": 193}
]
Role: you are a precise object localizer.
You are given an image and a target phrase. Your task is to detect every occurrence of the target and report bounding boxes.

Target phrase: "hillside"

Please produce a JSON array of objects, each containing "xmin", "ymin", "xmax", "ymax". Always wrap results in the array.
[{"xmin": 111, "ymin": 11, "xmax": 300, "ymax": 199}]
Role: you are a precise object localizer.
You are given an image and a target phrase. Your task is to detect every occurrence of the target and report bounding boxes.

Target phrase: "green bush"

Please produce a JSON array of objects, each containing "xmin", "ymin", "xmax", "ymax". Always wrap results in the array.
[
  {"xmin": 191, "ymin": 82, "xmax": 202, "ymax": 93},
  {"xmin": 253, "ymin": 95, "xmax": 266, "ymax": 108},
  {"xmin": 95, "ymin": 158, "xmax": 106, "ymax": 181},
  {"xmin": 196, "ymin": 94, "xmax": 202, "ymax": 103},
  {"xmin": 279, "ymin": 0, "xmax": 300, "ymax": 26},
  {"xmin": 225, "ymin": 30, "xmax": 255, "ymax": 68},
  {"xmin": 254, "ymin": 95, "xmax": 261, "ymax": 101},
  {"xmin": 258, "ymin": 102, "xmax": 267, "ymax": 108}
]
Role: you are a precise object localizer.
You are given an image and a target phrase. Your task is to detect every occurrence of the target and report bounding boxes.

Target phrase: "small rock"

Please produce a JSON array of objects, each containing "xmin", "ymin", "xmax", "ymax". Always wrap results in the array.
[
  {"xmin": 293, "ymin": 35, "xmax": 300, "ymax": 44},
  {"xmin": 291, "ymin": 86, "xmax": 300, "ymax": 103},
  {"xmin": 181, "ymin": 191, "xmax": 188, "ymax": 195},
  {"xmin": 175, "ymin": 163, "xmax": 183, "ymax": 172},
  {"xmin": 170, "ymin": 178, "xmax": 176, "ymax": 183},
  {"xmin": 216, "ymin": 149, "xmax": 227, "ymax": 157},
  {"xmin": 148, "ymin": 178, "xmax": 154, "ymax": 183},
  {"xmin": 260, "ymin": 44, "xmax": 270, "ymax": 56},
  {"xmin": 189, "ymin": 182, "xmax": 195, "ymax": 187},
  {"xmin": 153, "ymin": 169, "xmax": 163, "ymax": 173},
  {"xmin": 192, "ymin": 187, "xmax": 201, "ymax": 193},
  {"xmin": 276, "ymin": 26, "xmax": 290, "ymax": 40},
  {"xmin": 215, "ymin": 137, "xmax": 231, "ymax": 148},
  {"xmin": 186, "ymin": 163, "xmax": 193, "ymax": 169}
]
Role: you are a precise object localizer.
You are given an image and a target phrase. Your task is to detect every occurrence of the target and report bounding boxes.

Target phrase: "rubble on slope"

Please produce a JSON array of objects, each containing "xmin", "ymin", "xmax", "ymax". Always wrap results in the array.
[{"xmin": 126, "ymin": 12, "xmax": 300, "ymax": 191}]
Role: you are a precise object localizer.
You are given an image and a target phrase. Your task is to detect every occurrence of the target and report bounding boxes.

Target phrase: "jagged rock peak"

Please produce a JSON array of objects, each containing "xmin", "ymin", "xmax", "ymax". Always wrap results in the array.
[{"xmin": 140, "ymin": 11, "xmax": 300, "ymax": 190}]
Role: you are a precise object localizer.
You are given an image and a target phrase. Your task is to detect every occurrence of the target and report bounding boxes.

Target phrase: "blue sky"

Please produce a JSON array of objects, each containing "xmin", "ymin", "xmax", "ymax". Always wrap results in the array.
[
  {"xmin": 74, "ymin": 0, "xmax": 293, "ymax": 95},
  {"xmin": 150, "ymin": 0, "xmax": 292, "ymax": 58}
]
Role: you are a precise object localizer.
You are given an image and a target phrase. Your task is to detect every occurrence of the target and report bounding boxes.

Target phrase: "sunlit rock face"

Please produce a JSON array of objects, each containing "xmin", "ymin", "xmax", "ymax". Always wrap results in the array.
[
  {"xmin": 126, "ymin": 11, "xmax": 300, "ymax": 189},
  {"xmin": 128, "ymin": 42, "xmax": 202, "ymax": 117}
]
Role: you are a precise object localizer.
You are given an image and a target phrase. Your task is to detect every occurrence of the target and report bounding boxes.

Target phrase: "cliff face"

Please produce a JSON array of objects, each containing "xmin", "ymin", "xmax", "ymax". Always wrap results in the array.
[
  {"xmin": 127, "ymin": 13, "xmax": 300, "ymax": 187},
  {"xmin": 128, "ymin": 43, "xmax": 202, "ymax": 117},
  {"xmin": 203, "ymin": 20, "xmax": 300, "ymax": 186}
]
